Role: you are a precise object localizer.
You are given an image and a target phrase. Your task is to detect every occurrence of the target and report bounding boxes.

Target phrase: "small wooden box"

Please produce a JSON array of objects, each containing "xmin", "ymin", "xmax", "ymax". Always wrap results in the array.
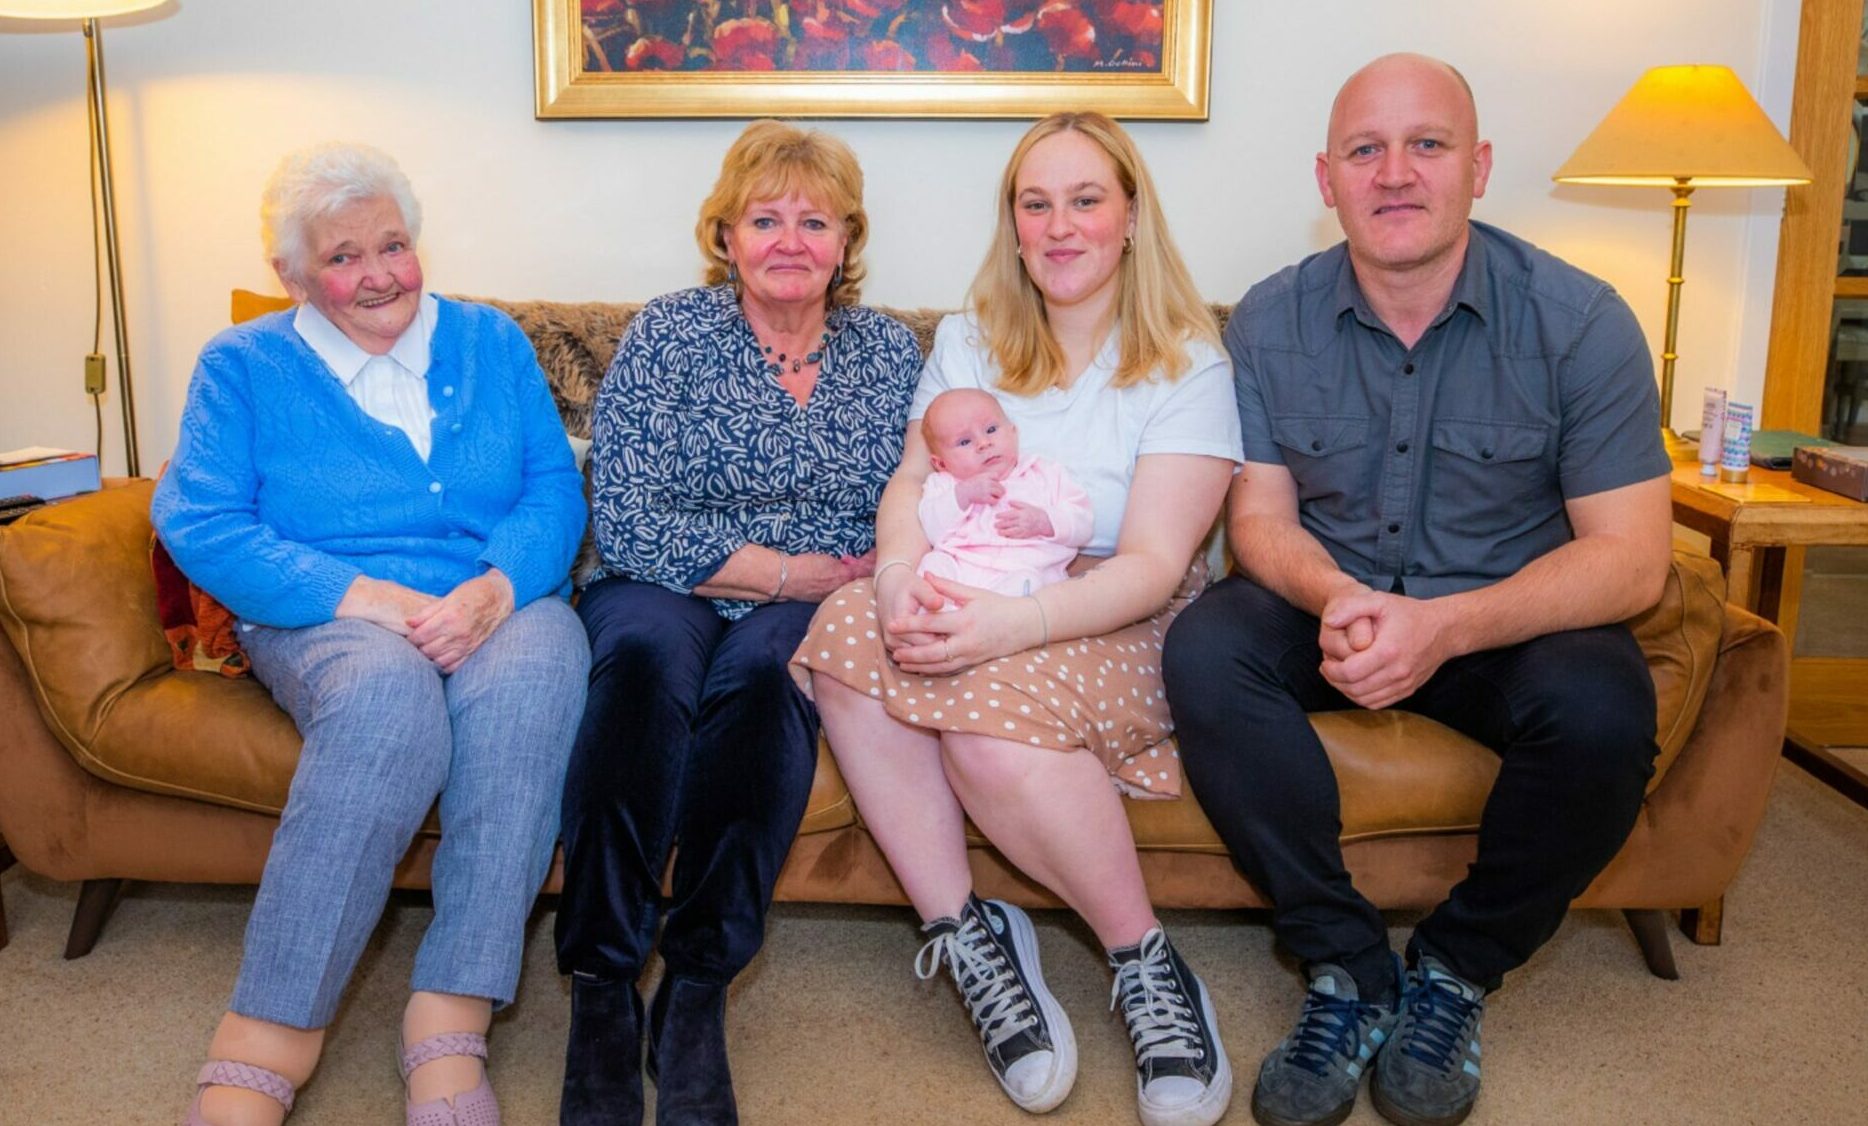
[{"xmin": 1791, "ymin": 444, "xmax": 1868, "ymax": 501}]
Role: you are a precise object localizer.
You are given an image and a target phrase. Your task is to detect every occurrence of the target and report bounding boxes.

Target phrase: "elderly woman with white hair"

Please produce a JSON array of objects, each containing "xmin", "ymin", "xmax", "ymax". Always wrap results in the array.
[{"xmin": 152, "ymin": 142, "xmax": 589, "ymax": 1126}]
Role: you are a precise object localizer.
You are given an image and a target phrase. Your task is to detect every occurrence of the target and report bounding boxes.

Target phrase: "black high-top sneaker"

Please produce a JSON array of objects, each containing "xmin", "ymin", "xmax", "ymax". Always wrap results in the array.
[
  {"xmin": 1108, "ymin": 928, "xmax": 1233, "ymax": 1126},
  {"xmin": 914, "ymin": 895, "xmax": 1077, "ymax": 1112}
]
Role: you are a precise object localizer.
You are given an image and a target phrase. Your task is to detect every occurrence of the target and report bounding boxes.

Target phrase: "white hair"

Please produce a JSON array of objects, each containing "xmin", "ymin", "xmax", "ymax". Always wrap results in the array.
[{"xmin": 260, "ymin": 142, "xmax": 423, "ymax": 285}]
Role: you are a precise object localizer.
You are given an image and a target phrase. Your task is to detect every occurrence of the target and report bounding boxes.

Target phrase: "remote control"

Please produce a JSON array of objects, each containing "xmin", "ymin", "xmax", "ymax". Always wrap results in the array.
[{"xmin": 0, "ymin": 494, "xmax": 47, "ymax": 524}]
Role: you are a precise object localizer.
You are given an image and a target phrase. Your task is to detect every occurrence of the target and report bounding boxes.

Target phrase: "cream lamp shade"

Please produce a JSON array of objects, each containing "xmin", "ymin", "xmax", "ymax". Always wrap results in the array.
[
  {"xmin": 1553, "ymin": 65, "xmax": 1811, "ymax": 187},
  {"xmin": 1554, "ymin": 65, "xmax": 1810, "ymax": 439},
  {"xmin": 0, "ymin": 1, "xmax": 162, "ymax": 16}
]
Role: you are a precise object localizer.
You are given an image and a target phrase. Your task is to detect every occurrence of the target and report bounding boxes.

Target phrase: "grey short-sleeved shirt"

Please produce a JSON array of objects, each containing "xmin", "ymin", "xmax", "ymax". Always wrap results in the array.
[{"xmin": 1227, "ymin": 220, "xmax": 1670, "ymax": 598}]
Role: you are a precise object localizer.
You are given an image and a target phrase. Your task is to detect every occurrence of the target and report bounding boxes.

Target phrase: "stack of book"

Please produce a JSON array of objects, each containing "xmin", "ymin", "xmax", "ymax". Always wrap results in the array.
[{"xmin": 0, "ymin": 447, "xmax": 102, "ymax": 501}]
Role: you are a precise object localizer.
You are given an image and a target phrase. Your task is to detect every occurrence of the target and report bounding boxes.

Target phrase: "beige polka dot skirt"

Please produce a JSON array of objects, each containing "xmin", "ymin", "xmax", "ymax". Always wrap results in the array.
[{"xmin": 789, "ymin": 561, "xmax": 1208, "ymax": 800}]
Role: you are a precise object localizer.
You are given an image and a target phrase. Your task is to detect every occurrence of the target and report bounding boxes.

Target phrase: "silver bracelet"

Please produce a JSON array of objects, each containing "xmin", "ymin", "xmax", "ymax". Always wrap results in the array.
[
  {"xmin": 1026, "ymin": 593, "xmax": 1049, "ymax": 648},
  {"xmin": 771, "ymin": 554, "xmax": 789, "ymax": 602},
  {"xmin": 874, "ymin": 557, "xmax": 914, "ymax": 582}
]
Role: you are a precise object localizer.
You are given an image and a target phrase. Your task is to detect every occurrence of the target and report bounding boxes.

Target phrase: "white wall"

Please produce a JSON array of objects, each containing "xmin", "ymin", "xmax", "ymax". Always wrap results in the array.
[{"xmin": 0, "ymin": 0, "xmax": 1802, "ymax": 474}]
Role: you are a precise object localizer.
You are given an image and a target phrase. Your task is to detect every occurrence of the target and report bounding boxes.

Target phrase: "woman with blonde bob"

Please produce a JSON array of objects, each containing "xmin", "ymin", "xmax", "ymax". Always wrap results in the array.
[
  {"xmin": 791, "ymin": 113, "xmax": 1243, "ymax": 1126},
  {"xmin": 557, "ymin": 120, "xmax": 921, "ymax": 1125}
]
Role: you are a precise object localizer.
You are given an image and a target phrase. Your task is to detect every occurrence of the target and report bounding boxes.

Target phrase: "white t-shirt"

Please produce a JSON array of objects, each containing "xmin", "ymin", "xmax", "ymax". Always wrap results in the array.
[{"xmin": 910, "ymin": 313, "xmax": 1243, "ymax": 556}]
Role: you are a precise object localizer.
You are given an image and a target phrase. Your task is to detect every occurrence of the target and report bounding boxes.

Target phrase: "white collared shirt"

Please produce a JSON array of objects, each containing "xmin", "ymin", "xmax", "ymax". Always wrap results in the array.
[{"xmin": 294, "ymin": 293, "xmax": 441, "ymax": 461}]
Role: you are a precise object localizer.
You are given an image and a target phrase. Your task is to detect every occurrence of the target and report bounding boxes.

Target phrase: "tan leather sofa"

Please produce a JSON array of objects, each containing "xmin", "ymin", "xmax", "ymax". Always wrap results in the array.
[{"xmin": 0, "ymin": 297, "xmax": 1789, "ymax": 979}]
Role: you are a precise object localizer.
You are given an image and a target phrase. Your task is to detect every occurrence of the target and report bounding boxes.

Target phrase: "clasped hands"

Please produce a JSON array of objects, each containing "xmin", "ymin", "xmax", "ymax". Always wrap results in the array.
[
  {"xmin": 953, "ymin": 477, "xmax": 1054, "ymax": 539},
  {"xmin": 875, "ymin": 567, "xmax": 1036, "ymax": 676},
  {"xmin": 1317, "ymin": 583, "xmax": 1454, "ymax": 711},
  {"xmin": 335, "ymin": 570, "xmax": 515, "ymax": 673}
]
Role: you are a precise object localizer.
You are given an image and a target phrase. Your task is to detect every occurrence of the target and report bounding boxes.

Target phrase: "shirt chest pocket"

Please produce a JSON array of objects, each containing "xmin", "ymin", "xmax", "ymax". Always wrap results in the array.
[
  {"xmin": 1428, "ymin": 419, "xmax": 1552, "ymax": 536},
  {"xmin": 1271, "ymin": 415, "xmax": 1369, "ymax": 506}
]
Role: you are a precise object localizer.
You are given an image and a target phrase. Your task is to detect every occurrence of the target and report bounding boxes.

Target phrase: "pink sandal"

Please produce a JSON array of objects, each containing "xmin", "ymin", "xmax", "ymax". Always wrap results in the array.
[
  {"xmin": 183, "ymin": 1060, "xmax": 297, "ymax": 1124},
  {"xmin": 401, "ymin": 1031, "xmax": 500, "ymax": 1126}
]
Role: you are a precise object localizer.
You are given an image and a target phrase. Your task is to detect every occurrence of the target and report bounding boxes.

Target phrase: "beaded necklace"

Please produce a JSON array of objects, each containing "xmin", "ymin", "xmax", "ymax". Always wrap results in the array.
[{"xmin": 760, "ymin": 330, "xmax": 831, "ymax": 377}]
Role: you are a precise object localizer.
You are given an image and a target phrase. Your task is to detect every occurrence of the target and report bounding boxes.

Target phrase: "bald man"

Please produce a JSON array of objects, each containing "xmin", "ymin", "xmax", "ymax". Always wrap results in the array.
[{"xmin": 1163, "ymin": 54, "xmax": 1673, "ymax": 1126}]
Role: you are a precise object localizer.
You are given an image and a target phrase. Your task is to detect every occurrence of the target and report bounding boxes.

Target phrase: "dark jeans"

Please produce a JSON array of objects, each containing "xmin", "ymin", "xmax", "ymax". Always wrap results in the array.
[
  {"xmin": 555, "ymin": 578, "xmax": 820, "ymax": 985},
  {"xmin": 1162, "ymin": 575, "xmax": 1658, "ymax": 997}
]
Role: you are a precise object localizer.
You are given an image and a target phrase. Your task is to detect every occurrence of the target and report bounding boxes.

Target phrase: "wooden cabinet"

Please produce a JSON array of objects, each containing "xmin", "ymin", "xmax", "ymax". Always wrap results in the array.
[
  {"xmin": 1766, "ymin": 0, "xmax": 1868, "ymax": 437},
  {"xmin": 1759, "ymin": 0, "xmax": 1868, "ymax": 778}
]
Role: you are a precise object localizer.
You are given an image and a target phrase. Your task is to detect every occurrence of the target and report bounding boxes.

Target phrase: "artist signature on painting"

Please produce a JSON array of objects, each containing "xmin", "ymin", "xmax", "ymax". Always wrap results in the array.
[{"xmin": 1092, "ymin": 57, "xmax": 1156, "ymax": 70}]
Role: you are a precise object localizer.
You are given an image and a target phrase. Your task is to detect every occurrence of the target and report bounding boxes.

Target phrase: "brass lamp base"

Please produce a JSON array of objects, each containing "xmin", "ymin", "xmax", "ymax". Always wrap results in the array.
[{"xmin": 1657, "ymin": 181, "xmax": 1693, "ymax": 441}]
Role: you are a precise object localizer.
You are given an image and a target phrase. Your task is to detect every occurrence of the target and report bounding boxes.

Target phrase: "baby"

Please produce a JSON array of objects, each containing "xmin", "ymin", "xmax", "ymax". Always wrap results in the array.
[{"xmin": 916, "ymin": 388, "xmax": 1092, "ymax": 600}]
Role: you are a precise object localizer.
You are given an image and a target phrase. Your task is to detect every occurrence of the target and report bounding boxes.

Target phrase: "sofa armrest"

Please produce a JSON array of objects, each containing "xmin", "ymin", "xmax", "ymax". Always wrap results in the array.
[{"xmin": 1592, "ymin": 603, "xmax": 1787, "ymax": 906}]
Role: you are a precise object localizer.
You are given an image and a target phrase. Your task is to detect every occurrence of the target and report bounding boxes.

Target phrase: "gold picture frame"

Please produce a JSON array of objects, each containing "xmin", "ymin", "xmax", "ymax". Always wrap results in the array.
[{"xmin": 534, "ymin": 1, "xmax": 1212, "ymax": 121}]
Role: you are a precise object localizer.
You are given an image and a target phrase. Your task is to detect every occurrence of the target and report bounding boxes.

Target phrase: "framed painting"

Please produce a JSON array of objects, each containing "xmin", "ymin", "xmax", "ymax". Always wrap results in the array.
[{"xmin": 534, "ymin": 1, "xmax": 1212, "ymax": 120}]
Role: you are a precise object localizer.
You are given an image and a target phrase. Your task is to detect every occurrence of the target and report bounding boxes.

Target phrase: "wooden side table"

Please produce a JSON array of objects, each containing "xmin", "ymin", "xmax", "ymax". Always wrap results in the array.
[{"xmin": 1669, "ymin": 450, "xmax": 1868, "ymax": 805}]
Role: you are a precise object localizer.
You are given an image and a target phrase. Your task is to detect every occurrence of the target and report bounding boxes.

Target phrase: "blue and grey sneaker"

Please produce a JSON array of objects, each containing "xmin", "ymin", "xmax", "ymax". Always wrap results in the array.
[
  {"xmin": 1370, "ymin": 956, "xmax": 1485, "ymax": 1126},
  {"xmin": 1108, "ymin": 928, "xmax": 1233, "ymax": 1126},
  {"xmin": 914, "ymin": 896, "xmax": 1077, "ymax": 1112},
  {"xmin": 1250, "ymin": 962, "xmax": 1397, "ymax": 1126}
]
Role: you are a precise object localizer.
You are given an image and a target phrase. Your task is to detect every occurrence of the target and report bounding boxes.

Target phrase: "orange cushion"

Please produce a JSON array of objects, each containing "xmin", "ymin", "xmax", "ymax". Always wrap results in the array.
[{"xmin": 231, "ymin": 289, "xmax": 293, "ymax": 324}]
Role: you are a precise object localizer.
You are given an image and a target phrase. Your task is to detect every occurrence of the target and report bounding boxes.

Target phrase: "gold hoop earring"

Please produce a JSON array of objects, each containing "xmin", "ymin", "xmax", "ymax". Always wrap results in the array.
[{"xmin": 1123, "ymin": 234, "xmax": 1134, "ymax": 255}]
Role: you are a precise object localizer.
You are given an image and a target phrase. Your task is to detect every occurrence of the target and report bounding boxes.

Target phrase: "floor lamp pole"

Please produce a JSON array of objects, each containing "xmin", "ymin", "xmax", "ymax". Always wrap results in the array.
[
  {"xmin": 84, "ymin": 16, "xmax": 139, "ymax": 477},
  {"xmin": 1658, "ymin": 180, "xmax": 1694, "ymax": 441}
]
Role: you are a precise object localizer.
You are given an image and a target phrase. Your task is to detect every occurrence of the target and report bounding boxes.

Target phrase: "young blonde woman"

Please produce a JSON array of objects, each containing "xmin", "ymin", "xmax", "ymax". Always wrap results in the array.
[{"xmin": 792, "ymin": 112, "xmax": 1243, "ymax": 1126}]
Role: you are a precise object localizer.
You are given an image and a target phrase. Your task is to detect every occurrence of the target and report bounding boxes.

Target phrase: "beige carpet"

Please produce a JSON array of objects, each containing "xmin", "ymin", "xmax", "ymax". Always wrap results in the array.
[{"xmin": 3, "ymin": 763, "xmax": 1865, "ymax": 1125}]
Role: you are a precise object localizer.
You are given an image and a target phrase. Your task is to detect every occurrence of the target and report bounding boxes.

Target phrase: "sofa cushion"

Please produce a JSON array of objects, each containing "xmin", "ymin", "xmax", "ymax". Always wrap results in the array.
[
  {"xmin": 1113, "ymin": 712, "xmax": 1502, "ymax": 853},
  {"xmin": 0, "ymin": 483, "xmax": 302, "ymax": 813},
  {"xmin": 956, "ymin": 551, "xmax": 1727, "ymax": 851}
]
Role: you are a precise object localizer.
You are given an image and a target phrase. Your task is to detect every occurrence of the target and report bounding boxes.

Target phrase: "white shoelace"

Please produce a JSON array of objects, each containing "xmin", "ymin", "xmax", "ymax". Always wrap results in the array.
[
  {"xmin": 916, "ymin": 917, "xmax": 1038, "ymax": 1052},
  {"xmin": 1109, "ymin": 930, "xmax": 1203, "ymax": 1066}
]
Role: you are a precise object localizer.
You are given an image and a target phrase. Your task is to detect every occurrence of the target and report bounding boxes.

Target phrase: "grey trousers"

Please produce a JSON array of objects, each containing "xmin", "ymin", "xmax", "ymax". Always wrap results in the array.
[{"xmin": 232, "ymin": 599, "xmax": 588, "ymax": 1028}]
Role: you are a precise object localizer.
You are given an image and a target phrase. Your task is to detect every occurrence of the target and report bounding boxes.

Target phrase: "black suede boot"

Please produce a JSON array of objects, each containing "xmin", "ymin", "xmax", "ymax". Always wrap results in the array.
[
  {"xmin": 561, "ymin": 973, "xmax": 646, "ymax": 1126},
  {"xmin": 646, "ymin": 977, "xmax": 738, "ymax": 1126}
]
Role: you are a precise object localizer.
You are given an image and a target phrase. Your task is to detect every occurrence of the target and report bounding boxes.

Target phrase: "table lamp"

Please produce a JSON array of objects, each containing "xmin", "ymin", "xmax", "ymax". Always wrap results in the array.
[
  {"xmin": 0, "ymin": 0, "xmax": 164, "ymax": 476},
  {"xmin": 1554, "ymin": 65, "xmax": 1812, "ymax": 438}
]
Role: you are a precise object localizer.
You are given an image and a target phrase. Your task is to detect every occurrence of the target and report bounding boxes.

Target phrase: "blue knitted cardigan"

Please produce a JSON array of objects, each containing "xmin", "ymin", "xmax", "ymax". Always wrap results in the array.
[{"xmin": 152, "ymin": 297, "xmax": 586, "ymax": 628}]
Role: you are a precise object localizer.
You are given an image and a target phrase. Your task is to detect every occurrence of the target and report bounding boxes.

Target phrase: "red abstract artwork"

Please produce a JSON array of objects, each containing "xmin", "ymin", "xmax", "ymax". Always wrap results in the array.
[{"xmin": 580, "ymin": 1, "xmax": 1169, "ymax": 75}]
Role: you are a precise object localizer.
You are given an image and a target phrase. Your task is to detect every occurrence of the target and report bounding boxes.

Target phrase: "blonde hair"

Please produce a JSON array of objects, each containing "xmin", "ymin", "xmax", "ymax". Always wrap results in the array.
[
  {"xmin": 967, "ymin": 112, "xmax": 1216, "ymax": 394},
  {"xmin": 695, "ymin": 120, "xmax": 868, "ymax": 307}
]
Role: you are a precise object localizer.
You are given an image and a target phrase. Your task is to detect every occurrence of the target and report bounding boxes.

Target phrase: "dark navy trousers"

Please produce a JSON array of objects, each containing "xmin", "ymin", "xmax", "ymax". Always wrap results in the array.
[
  {"xmin": 1163, "ymin": 575, "xmax": 1658, "ymax": 998},
  {"xmin": 555, "ymin": 578, "xmax": 820, "ymax": 985}
]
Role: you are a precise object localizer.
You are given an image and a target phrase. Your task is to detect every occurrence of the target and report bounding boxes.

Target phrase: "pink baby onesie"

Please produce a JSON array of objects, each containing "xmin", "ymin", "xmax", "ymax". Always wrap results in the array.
[{"xmin": 917, "ymin": 454, "xmax": 1094, "ymax": 598}]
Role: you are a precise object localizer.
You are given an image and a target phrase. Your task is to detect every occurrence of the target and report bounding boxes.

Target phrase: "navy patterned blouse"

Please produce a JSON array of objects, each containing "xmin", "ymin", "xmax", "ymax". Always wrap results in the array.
[{"xmin": 588, "ymin": 284, "xmax": 923, "ymax": 619}]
